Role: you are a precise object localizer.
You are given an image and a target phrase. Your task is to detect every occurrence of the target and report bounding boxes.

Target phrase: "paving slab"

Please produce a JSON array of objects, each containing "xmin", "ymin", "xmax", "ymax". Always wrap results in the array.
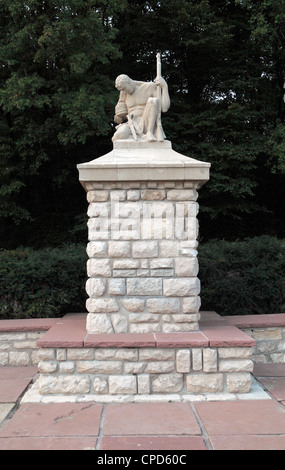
[
  {"xmin": 0, "ymin": 404, "xmax": 14, "ymax": 427},
  {"xmin": 253, "ymin": 363, "xmax": 285, "ymax": 377},
  {"xmin": 256, "ymin": 377, "xmax": 285, "ymax": 402},
  {"xmin": 209, "ymin": 434, "xmax": 285, "ymax": 450},
  {"xmin": 100, "ymin": 435, "xmax": 207, "ymax": 450},
  {"xmin": 0, "ymin": 367, "xmax": 37, "ymax": 380},
  {"xmin": 0, "ymin": 367, "xmax": 37, "ymax": 403},
  {"xmin": 194, "ymin": 400, "xmax": 285, "ymax": 436},
  {"xmin": 0, "ymin": 436, "xmax": 97, "ymax": 451},
  {"xmin": 0, "ymin": 403, "xmax": 103, "ymax": 438},
  {"xmin": 103, "ymin": 403, "xmax": 201, "ymax": 436}
]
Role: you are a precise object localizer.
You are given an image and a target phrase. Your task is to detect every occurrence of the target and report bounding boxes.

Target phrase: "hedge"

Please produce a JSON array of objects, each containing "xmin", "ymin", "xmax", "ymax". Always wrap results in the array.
[
  {"xmin": 0, "ymin": 236, "xmax": 284, "ymax": 319},
  {"xmin": 0, "ymin": 244, "xmax": 87, "ymax": 319},
  {"xmin": 199, "ymin": 236, "xmax": 285, "ymax": 316}
]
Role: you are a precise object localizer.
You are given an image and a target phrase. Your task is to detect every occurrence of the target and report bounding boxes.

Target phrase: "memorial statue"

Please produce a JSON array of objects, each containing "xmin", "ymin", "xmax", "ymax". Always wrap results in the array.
[{"xmin": 112, "ymin": 53, "xmax": 170, "ymax": 143}]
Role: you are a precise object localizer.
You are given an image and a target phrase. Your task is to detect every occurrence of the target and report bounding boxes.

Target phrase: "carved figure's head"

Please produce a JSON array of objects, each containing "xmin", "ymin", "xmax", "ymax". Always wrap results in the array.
[{"xmin": 115, "ymin": 75, "xmax": 135, "ymax": 95}]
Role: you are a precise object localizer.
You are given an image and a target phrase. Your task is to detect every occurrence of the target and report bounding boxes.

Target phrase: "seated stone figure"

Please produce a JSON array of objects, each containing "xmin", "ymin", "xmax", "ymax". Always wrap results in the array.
[{"xmin": 112, "ymin": 74, "xmax": 170, "ymax": 142}]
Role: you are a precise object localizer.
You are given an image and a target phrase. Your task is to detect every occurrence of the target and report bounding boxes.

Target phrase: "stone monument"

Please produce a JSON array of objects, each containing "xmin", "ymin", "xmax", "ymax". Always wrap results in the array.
[
  {"xmin": 78, "ymin": 54, "xmax": 210, "ymax": 336},
  {"xmin": 35, "ymin": 55, "xmax": 255, "ymax": 400}
]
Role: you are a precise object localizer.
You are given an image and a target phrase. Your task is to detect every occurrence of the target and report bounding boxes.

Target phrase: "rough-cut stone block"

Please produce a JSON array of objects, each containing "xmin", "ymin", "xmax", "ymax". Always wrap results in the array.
[
  {"xmin": 145, "ymin": 361, "xmax": 175, "ymax": 374},
  {"xmin": 218, "ymin": 347, "xmax": 252, "ymax": 359},
  {"xmin": 86, "ymin": 241, "xmax": 108, "ymax": 258},
  {"xmin": 253, "ymin": 328, "xmax": 282, "ymax": 340},
  {"xmin": 0, "ymin": 352, "xmax": 9, "ymax": 366},
  {"xmin": 38, "ymin": 349, "xmax": 55, "ymax": 361},
  {"xmin": 38, "ymin": 361, "xmax": 57, "ymax": 374},
  {"xmin": 141, "ymin": 219, "xmax": 174, "ymax": 240},
  {"xmin": 110, "ymin": 190, "xmax": 126, "ymax": 201},
  {"xmin": 176, "ymin": 349, "xmax": 191, "ymax": 373},
  {"xmin": 163, "ymin": 278, "xmax": 200, "ymax": 297},
  {"xmin": 159, "ymin": 241, "xmax": 179, "ymax": 257},
  {"xmin": 87, "ymin": 259, "xmax": 112, "ymax": 277},
  {"xmin": 203, "ymin": 348, "xmax": 218, "ymax": 372},
  {"xmin": 111, "ymin": 221, "xmax": 140, "ymax": 241},
  {"xmin": 108, "ymin": 279, "xmax": 126, "ymax": 296},
  {"xmin": 59, "ymin": 361, "xmax": 75, "ymax": 374},
  {"xmin": 150, "ymin": 268, "xmax": 174, "ymax": 277},
  {"xmin": 132, "ymin": 241, "xmax": 158, "ymax": 258},
  {"xmin": 38, "ymin": 375, "xmax": 90, "ymax": 395},
  {"xmin": 137, "ymin": 374, "xmax": 150, "ymax": 394},
  {"xmin": 183, "ymin": 297, "xmax": 201, "ymax": 313},
  {"xmin": 113, "ymin": 259, "xmax": 140, "ymax": 269},
  {"xmin": 146, "ymin": 298, "xmax": 180, "ymax": 314},
  {"xmin": 122, "ymin": 298, "xmax": 145, "ymax": 312},
  {"xmin": 127, "ymin": 278, "xmax": 162, "ymax": 296},
  {"xmin": 109, "ymin": 375, "xmax": 137, "ymax": 394},
  {"xmin": 176, "ymin": 201, "xmax": 198, "ymax": 217},
  {"xmin": 86, "ymin": 278, "xmax": 106, "ymax": 297},
  {"xmin": 151, "ymin": 373, "xmax": 183, "ymax": 393},
  {"xmin": 129, "ymin": 323, "xmax": 160, "ymax": 334},
  {"xmin": 172, "ymin": 314, "xmax": 198, "ymax": 323},
  {"xmin": 86, "ymin": 298, "xmax": 119, "ymax": 313},
  {"xmin": 94, "ymin": 348, "xmax": 138, "ymax": 361},
  {"xmin": 77, "ymin": 360, "xmax": 122, "ymax": 374},
  {"xmin": 219, "ymin": 359, "xmax": 253, "ymax": 373},
  {"xmin": 129, "ymin": 313, "xmax": 160, "ymax": 323},
  {"xmin": 139, "ymin": 349, "xmax": 175, "ymax": 361},
  {"xmin": 86, "ymin": 314, "xmax": 114, "ymax": 334},
  {"xmin": 127, "ymin": 190, "xmax": 140, "ymax": 201},
  {"xmin": 113, "ymin": 269, "xmax": 136, "ymax": 277},
  {"xmin": 186, "ymin": 374, "xmax": 224, "ymax": 393},
  {"xmin": 163, "ymin": 322, "xmax": 199, "ymax": 333},
  {"xmin": 111, "ymin": 313, "xmax": 128, "ymax": 333},
  {"xmin": 141, "ymin": 189, "xmax": 166, "ymax": 200},
  {"xmin": 56, "ymin": 349, "xmax": 67, "ymax": 361},
  {"xmin": 143, "ymin": 200, "xmax": 174, "ymax": 218},
  {"xmin": 226, "ymin": 372, "xmax": 252, "ymax": 394},
  {"xmin": 192, "ymin": 349, "xmax": 202, "ymax": 371},
  {"xmin": 167, "ymin": 189, "xmax": 198, "ymax": 201},
  {"xmin": 67, "ymin": 349, "xmax": 94, "ymax": 360},
  {"xmin": 87, "ymin": 203, "xmax": 110, "ymax": 219},
  {"xmin": 9, "ymin": 351, "xmax": 30, "ymax": 366},
  {"xmin": 150, "ymin": 258, "xmax": 173, "ymax": 269},
  {"xmin": 112, "ymin": 201, "xmax": 141, "ymax": 220},
  {"xmin": 87, "ymin": 190, "xmax": 109, "ymax": 202},
  {"xmin": 177, "ymin": 218, "xmax": 198, "ymax": 240},
  {"xmin": 125, "ymin": 362, "xmax": 146, "ymax": 374},
  {"xmin": 175, "ymin": 258, "xmax": 199, "ymax": 277},
  {"xmin": 108, "ymin": 241, "xmax": 131, "ymax": 258},
  {"xmin": 93, "ymin": 377, "xmax": 108, "ymax": 394},
  {"xmin": 88, "ymin": 217, "xmax": 110, "ymax": 240}
]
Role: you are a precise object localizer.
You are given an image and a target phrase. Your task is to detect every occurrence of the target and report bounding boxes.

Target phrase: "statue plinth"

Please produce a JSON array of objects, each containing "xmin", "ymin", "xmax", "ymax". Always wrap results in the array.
[
  {"xmin": 77, "ymin": 141, "xmax": 210, "ymax": 335},
  {"xmin": 78, "ymin": 140, "xmax": 210, "ymax": 188}
]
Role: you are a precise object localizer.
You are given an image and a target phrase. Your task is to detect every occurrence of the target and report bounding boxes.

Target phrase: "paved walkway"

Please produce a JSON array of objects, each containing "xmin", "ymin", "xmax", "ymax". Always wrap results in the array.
[{"xmin": 0, "ymin": 364, "xmax": 285, "ymax": 450}]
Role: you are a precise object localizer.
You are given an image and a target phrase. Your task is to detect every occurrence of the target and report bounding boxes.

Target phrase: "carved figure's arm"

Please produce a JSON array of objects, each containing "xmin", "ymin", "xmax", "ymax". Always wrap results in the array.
[
  {"xmin": 114, "ymin": 91, "xmax": 128, "ymax": 124},
  {"xmin": 155, "ymin": 77, "xmax": 170, "ymax": 113}
]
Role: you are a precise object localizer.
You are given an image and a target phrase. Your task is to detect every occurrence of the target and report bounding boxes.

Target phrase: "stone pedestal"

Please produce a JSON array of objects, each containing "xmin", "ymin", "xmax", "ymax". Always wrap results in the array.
[
  {"xmin": 77, "ymin": 140, "xmax": 210, "ymax": 335},
  {"xmin": 31, "ymin": 140, "xmax": 257, "ymax": 402}
]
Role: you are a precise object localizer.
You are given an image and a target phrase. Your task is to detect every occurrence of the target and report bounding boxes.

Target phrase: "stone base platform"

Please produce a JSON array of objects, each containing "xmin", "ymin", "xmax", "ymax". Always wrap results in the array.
[{"xmin": 31, "ymin": 312, "xmax": 257, "ymax": 402}]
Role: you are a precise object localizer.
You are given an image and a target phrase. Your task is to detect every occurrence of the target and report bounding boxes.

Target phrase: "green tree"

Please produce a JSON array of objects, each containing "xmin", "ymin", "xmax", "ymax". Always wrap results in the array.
[
  {"xmin": 0, "ymin": 0, "xmax": 126, "ymax": 246},
  {"xmin": 112, "ymin": 0, "xmax": 285, "ymax": 239}
]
